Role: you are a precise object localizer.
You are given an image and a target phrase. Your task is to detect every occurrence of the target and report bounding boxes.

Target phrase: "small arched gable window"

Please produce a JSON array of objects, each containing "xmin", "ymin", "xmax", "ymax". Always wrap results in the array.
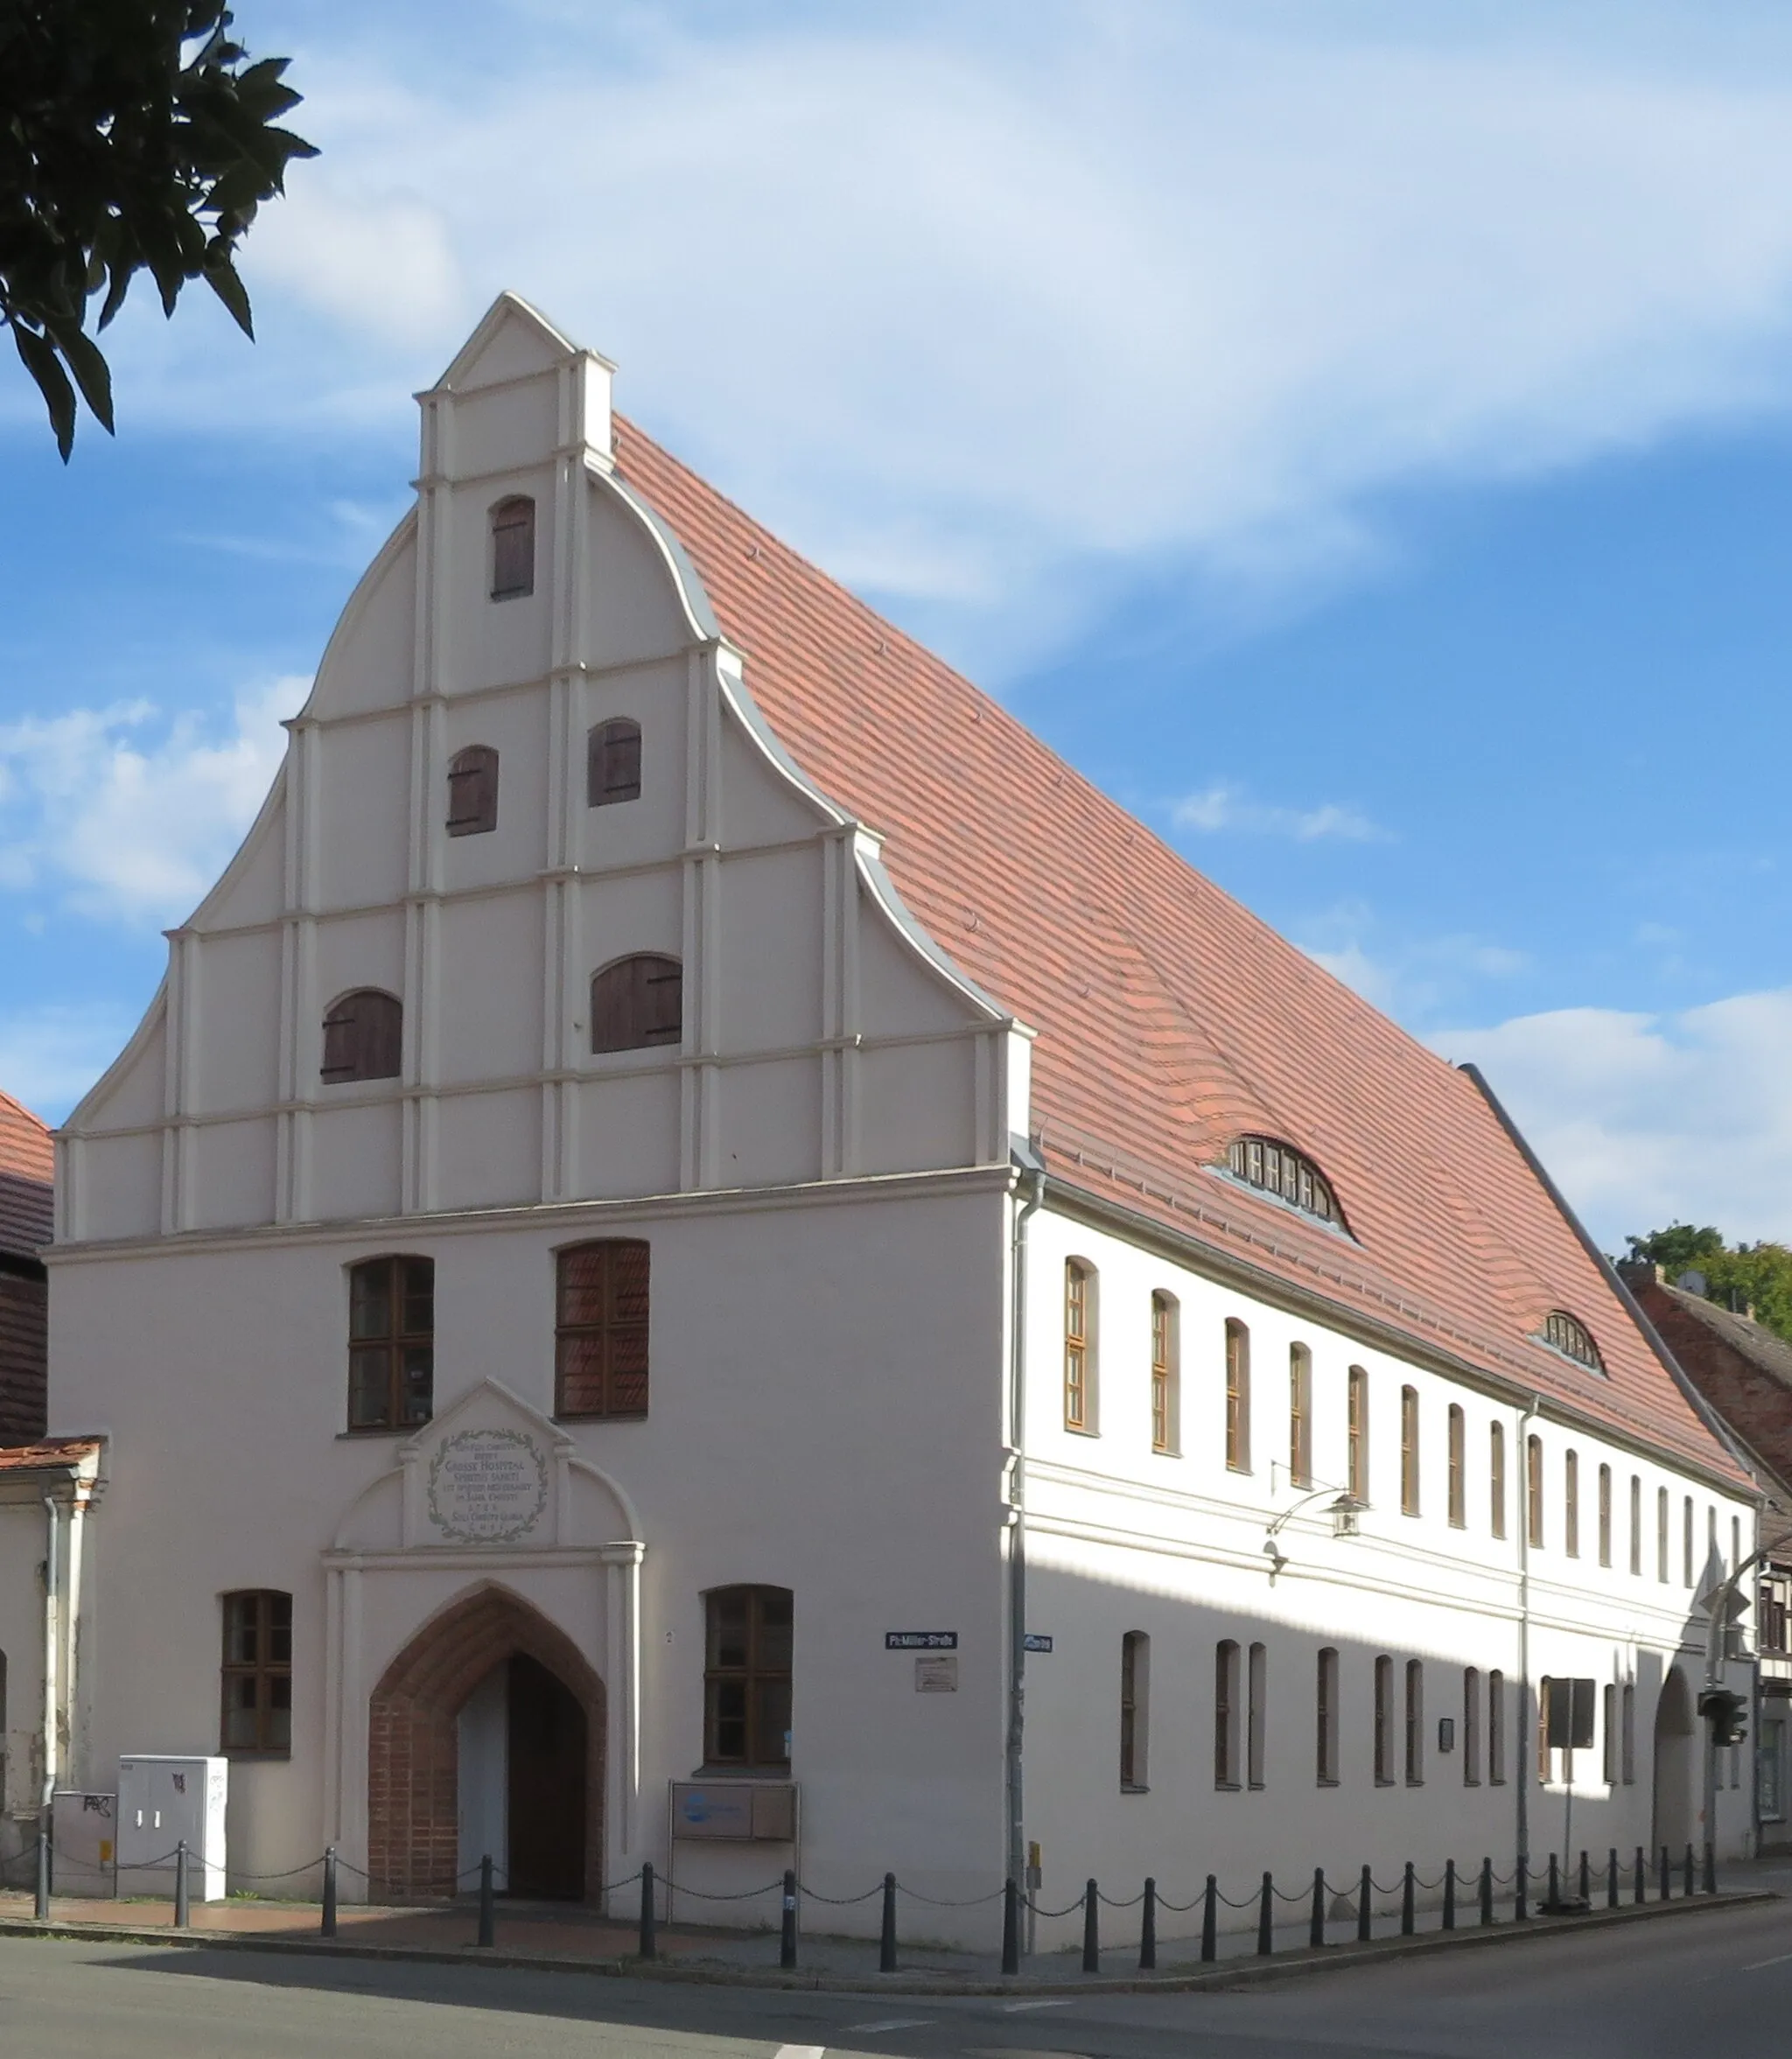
[
  {"xmin": 588, "ymin": 718, "xmax": 642, "ymax": 807},
  {"xmin": 322, "ymin": 989, "xmax": 402, "ymax": 1083},
  {"xmin": 591, "ymin": 955, "xmax": 682, "ymax": 1054},
  {"xmin": 446, "ymin": 745, "xmax": 499, "ymax": 836},
  {"xmin": 1540, "ymin": 1309, "xmax": 1603, "ymax": 1371},
  {"xmin": 1226, "ymin": 1135, "xmax": 1341, "ymax": 1228},
  {"xmin": 490, "ymin": 494, "xmax": 535, "ymax": 600}
]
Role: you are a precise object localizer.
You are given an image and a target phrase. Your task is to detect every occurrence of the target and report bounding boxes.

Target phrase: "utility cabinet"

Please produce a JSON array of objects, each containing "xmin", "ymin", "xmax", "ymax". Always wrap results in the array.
[{"xmin": 116, "ymin": 1755, "xmax": 228, "ymax": 1901}]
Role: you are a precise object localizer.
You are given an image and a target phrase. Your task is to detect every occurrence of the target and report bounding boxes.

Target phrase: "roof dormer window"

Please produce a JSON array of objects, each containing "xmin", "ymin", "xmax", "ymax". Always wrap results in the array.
[
  {"xmin": 1226, "ymin": 1135, "xmax": 1341, "ymax": 1228},
  {"xmin": 1541, "ymin": 1309, "xmax": 1603, "ymax": 1372}
]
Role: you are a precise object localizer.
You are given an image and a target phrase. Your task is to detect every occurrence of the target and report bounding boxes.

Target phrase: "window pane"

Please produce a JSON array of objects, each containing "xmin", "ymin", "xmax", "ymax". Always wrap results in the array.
[
  {"xmin": 401, "ymin": 1260, "xmax": 434, "ymax": 1334},
  {"xmin": 223, "ymin": 1676, "xmax": 260, "ymax": 1748},
  {"xmin": 350, "ymin": 1264, "xmax": 391, "ymax": 1341},
  {"xmin": 226, "ymin": 1598, "xmax": 259, "ymax": 1665},
  {"xmin": 609, "ymin": 1328, "xmax": 649, "ymax": 1414},
  {"xmin": 266, "ymin": 1680, "xmax": 292, "ymax": 1752},
  {"xmin": 269, "ymin": 1596, "xmax": 292, "ymax": 1664},
  {"xmin": 710, "ymin": 1680, "xmax": 747, "ymax": 1761},
  {"xmin": 402, "ymin": 1347, "xmax": 434, "ymax": 1424},
  {"xmin": 710, "ymin": 1593, "xmax": 750, "ymax": 1670},
  {"xmin": 556, "ymin": 1334, "xmax": 608, "ymax": 1416},
  {"xmin": 558, "ymin": 1246, "xmax": 609, "ymax": 1327},
  {"xmin": 757, "ymin": 1678, "xmax": 793, "ymax": 1764},
  {"xmin": 757, "ymin": 1598, "xmax": 794, "ymax": 1671},
  {"xmin": 348, "ymin": 1348, "xmax": 392, "ymax": 1428}
]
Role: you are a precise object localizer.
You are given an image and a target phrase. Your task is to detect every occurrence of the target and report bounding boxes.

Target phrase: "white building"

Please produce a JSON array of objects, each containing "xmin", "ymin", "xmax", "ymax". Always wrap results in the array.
[{"xmin": 0, "ymin": 297, "xmax": 1759, "ymax": 1939}]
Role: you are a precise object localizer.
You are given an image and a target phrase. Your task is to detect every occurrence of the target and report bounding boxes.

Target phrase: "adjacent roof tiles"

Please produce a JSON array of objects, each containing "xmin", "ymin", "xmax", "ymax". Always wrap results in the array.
[
  {"xmin": 0, "ymin": 1089, "xmax": 52, "ymax": 1263},
  {"xmin": 612, "ymin": 418, "xmax": 1744, "ymax": 1487}
]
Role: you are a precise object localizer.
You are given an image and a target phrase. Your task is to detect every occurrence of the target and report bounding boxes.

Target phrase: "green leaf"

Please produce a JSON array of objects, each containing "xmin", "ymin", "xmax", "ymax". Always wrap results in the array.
[
  {"xmin": 46, "ymin": 321, "xmax": 114, "ymax": 435},
  {"xmin": 11, "ymin": 324, "xmax": 78, "ymax": 462},
  {"xmin": 204, "ymin": 255, "xmax": 254, "ymax": 339}
]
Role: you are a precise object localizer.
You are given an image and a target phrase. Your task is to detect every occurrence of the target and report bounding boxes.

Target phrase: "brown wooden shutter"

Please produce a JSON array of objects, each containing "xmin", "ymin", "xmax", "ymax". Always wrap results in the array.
[
  {"xmin": 591, "ymin": 956, "xmax": 680, "ymax": 1053},
  {"xmin": 587, "ymin": 718, "xmax": 642, "ymax": 807},
  {"xmin": 321, "ymin": 996, "xmax": 360, "ymax": 1081},
  {"xmin": 491, "ymin": 497, "xmax": 535, "ymax": 599},
  {"xmin": 446, "ymin": 746, "xmax": 499, "ymax": 834}
]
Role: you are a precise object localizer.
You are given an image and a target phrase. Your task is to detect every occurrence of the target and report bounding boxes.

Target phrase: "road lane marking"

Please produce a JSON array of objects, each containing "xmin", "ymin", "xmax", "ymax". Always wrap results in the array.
[
  {"xmin": 774, "ymin": 2047, "xmax": 828, "ymax": 2057},
  {"xmin": 1740, "ymin": 1950, "xmax": 1792, "ymax": 1971},
  {"xmin": 843, "ymin": 2020, "xmax": 934, "ymax": 2033},
  {"xmin": 1001, "ymin": 1998, "xmax": 1074, "ymax": 2011}
]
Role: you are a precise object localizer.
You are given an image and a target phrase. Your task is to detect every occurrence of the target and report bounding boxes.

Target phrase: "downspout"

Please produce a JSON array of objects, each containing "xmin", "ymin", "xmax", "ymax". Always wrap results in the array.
[
  {"xmin": 39, "ymin": 1493, "xmax": 60, "ymax": 1821},
  {"xmin": 1004, "ymin": 1142, "xmax": 1046, "ymax": 1904},
  {"xmin": 1516, "ymin": 1395, "xmax": 1541, "ymax": 1916}
]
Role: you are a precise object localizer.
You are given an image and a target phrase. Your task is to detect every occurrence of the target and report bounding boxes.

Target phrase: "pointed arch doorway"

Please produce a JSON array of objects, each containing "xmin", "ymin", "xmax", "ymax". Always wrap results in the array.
[{"xmin": 367, "ymin": 1585, "xmax": 605, "ymax": 1901}]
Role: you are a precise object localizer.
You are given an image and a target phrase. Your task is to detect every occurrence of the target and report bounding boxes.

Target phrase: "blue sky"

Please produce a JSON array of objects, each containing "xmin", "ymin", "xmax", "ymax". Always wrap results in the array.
[{"xmin": 6, "ymin": 1, "xmax": 1792, "ymax": 1248}]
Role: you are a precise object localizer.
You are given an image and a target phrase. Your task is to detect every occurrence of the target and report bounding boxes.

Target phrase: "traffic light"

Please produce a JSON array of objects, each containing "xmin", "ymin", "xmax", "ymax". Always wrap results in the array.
[{"xmin": 1698, "ymin": 1687, "xmax": 1749, "ymax": 1747}]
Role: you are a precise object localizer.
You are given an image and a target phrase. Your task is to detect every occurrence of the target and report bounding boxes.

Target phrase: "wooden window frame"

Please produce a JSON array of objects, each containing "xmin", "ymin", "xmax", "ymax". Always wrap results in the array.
[
  {"xmin": 346, "ymin": 1255, "xmax": 434, "ymax": 1432},
  {"xmin": 1542, "ymin": 1308, "xmax": 1603, "ymax": 1371},
  {"xmin": 1316, "ymin": 1646, "xmax": 1340, "ymax": 1785},
  {"xmin": 1446, "ymin": 1404, "xmax": 1465, "ymax": 1528},
  {"xmin": 555, "ymin": 1238, "xmax": 650, "ymax": 1419},
  {"xmin": 1489, "ymin": 1422, "xmax": 1507, "ymax": 1540},
  {"xmin": 445, "ymin": 744, "xmax": 499, "ymax": 836},
  {"xmin": 1347, "ymin": 1366, "xmax": 1368, "ymax": 1503},
  {"xmin": 1488, "ymin": 1669, "xmax": 1507, "ymax": 1785},
  {"xmin": 1684, "ymin": 1495, "xmax": 1694, "ymax": 1587},
  {"xmin": 1462, "ymin": 1667, "xmax": 1480, "ymax": 1786},
  {"xmin": 1404, "ymin": 1659, "xmax": 1424, "ymax": 1786},
  {"xmin": 1536, "ymin": 1677, "xmax": 1553, "ymax": 1782},
  {"xmin": 1599, "ymin": 1464, "xmax": 1613, "ymax": 1568},
  {"xmin": 1064, "ymin": 1260, "xmax": 1092, "ymax": 1432},
  {"xmin": 1224, "ymin": 1319, "xmax": 1250, "ymax": 1472},
  {"xmin": 1374, "ymin": 1654, "xmax": 1395, "ymax": 1785},
  {"xmin": 1247, "ymin": 1642, "xmax": 1268, "ymax": 1790},
  {"xmin": 1288, "ymin": 1344, "xmax": 1312, "ymax": 1488},
  {"xmin": 1620, "ymin": 1682, "xmax": 1635, "ymax": 1784},
  {"xmin": 587, "ymin": 717, "xmax": 642, "ymax": 808},
  {"xmin": 1120, "ymin": 1630, "xmax": 1149, "ymax": 1790},
  {"xmin": 321, "ymin": 987, "xmax": 402, "ymax": 1084},
  {"xmin": 1603, "ymin": 1684, "xmax": 1618, "ymax": 1784},
  {"xmin": 490, "ymin": 494, "xmax": 535, "ymax": 600},
  {"xmin": 1399, "ymin": 1386, "xmax": 1419, "ymax": 1516},
  {"xmin": 702, "ymin": 1585, "xmax": 792, "ymax": 1771},
  {"xmin": 220, "ymin": 1589, "xmax": 292, "ymax": 1758},
  {"xmin": 1564, "ymin": 1449, "xmax": 1580, "ymax": 1558},
  {"xmin": 1657, "ymin": 1487, "xmax": 1670, "ymax": 1582},
  {"xmin": 590, "ymin": 955, "xmax": 682, "ymax": 1054},
  {"xmin": 1214, "ymin": 1640, "xmax": 1241, "ymax": 1789},
  {"xmin": 1526, "ymin": 1434, "xmax": 1544, "ymax": 1550},
  {"xmin": 1227, "ymin": 1134, "xmax": 1343, "ymax": 1228},
  {"xmin": 1150, "ymin": 1292, "xmax": 1177, "ymax": 1454}
]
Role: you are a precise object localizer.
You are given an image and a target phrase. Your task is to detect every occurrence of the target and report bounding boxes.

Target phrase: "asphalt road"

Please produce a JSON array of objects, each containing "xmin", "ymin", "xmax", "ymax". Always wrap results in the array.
[{"xmin": 2, "ymin": 1901, "xmax": 1789, "ymax": 2059}]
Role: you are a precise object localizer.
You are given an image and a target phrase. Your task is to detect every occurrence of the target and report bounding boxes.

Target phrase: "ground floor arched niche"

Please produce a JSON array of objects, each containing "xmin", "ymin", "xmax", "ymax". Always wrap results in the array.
[
  {"xmin": 366, "ymin": 1583, "xmax": 606, "ymax": 1902},
  {"xmin": 1652, "ymin": 1663, "xmax": 1697, "ymax": 1857}
]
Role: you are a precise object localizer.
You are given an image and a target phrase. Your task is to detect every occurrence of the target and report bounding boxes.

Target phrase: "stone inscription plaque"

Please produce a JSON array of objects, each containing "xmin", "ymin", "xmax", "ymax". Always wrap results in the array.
[{"xmin": 427, "ymin": 1427, "xmax": 549, "ymax": 1544}]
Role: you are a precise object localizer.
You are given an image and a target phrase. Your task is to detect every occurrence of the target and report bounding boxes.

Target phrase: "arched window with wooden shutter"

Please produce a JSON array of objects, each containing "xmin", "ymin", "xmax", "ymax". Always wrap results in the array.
[
  {"xmin": 590, "ymin": 955, "xmax": 682, "ymax": 1054},
  {"xmin": 587, "ymin": 718, "xmax": 642, "ymax": 807},
  {"xmin": 490, "ymin": 495, "xmax": 535, "ymax": 599},
  {"xmin": 321, "ymin": 989, "xmax": 402, "ymax": 1083},
  {"xmin": 445, "ymin": 745, "xmax": 499, "ymax": 836},
  {"xmin": 556, "ymin": 1238, "xmax": 650, "ymax": 1418}
]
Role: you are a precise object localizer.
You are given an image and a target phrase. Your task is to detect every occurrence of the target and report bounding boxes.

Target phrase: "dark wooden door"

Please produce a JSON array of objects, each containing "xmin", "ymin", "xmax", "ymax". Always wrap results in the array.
[{"xmin": 506, "ymin": 1655, "xmax": 587, "ymax": 1899}]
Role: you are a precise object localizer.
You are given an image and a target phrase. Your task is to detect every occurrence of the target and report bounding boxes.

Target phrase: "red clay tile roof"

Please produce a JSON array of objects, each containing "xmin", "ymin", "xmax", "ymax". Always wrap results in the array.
[
  {"xmin": 0, "ymin": 1436, "xmax": 100, "ymax": 1474},
  {"xmin": 0, "ymin": 1091, "xmax": 52, "ymax": 1262},
  {"xmin": 611, "ymin": 420, "xmax": 1745, "ymax": 1488}
]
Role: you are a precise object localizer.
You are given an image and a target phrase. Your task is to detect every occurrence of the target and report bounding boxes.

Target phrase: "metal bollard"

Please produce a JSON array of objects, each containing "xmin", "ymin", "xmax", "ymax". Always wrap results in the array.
[
  {"xmin": 1309, "ymin": 1867, "xmax": 1326, "ymax": 1950},
  {"xmin": 322, "ymin": 1845, "xmax": 338, "ymax": 1938},
  {"xmin": 1516, "ymin": 1853, "xmax": 1529, "ymax": 1922},
  {"xmin": 1400, "ymin": 1861, "xmax": 1415, "ymax": 1936},
  {"xmin": 1443, "ymin": 1859, "xmax": 1456, "ymax": 1931},
  {"xmin": 1545, "ymin": 1852, "xmax": 1559, "ymax": 1909},
  {"xmin": 1634, "ymin": 1846, "xmax": 1646, "ymax": 1904},
  {"xmin": 1357, "ymin": 1864, "xmax": 1372, "ymax": 1943},
  {"xmin": 174, "ymin": 1841, "xmax": 191, "ymax": 1930},
  {"xmin": 1606, "ymin": 1848, "xmax": 1618, "ymax": 1910},
  {"xmin": 1578, "ymin": 1851, "xmax": 1590, "ymax": 1905},
  {"xmin": 639, "ymin": 1860, "xmax": 657, "ymax": 1962},
  {"xmin": 1658, "ymin": 1845, "xmax": 1670, "ymax": 1901},
  {"xmin": 1082, "ymin": 1879, "xmax": 1099, "ymax": 1974},
  {"xmin": 477, "ymin": 1854, "xmax": 495, "ymax": 1947},
  {"xmin": 879, "ymin": 1872, "xmax": 898, "ymax": 1973},
  {"xmin": 1704, "ymin": 1840, "xmax": 1718, "ymax": 1895},
  {"xmin": 1256, "ymin": 1872, "xmax": 1273, "ymax": 1956},
  {"xmin": 1200, "ymin": 1875, "xmax": 1217, "ymax": 1962},
  {"xmin": 1138, "ymin": 1876, "xmax": 1157, "ymax": 1972},
  {"xmin": 780, "ymin": 1869, "xmax": 798, "ymax": 1971},
  {"xmin": 1683, "ymin": 1844, "xmax": 1695, "ymax": 1899},
  {"xmin": 1479, "ymin": 1857, "xmax": 1494, "ymax": 1927},
  {"xmin": 34, "ymin": 1830, "xmax": 49, "ymax": 1921},
  {"xmin": 1000, "ymin": 1878, "xmax": 1020, "ymax": 1977}
]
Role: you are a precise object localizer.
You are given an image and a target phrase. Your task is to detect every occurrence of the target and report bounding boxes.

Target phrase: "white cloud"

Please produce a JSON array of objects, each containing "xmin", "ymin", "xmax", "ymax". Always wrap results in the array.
[
  {"xmin": 0, "ymin": 1003, "xmax": 144, "ymax": 1125},
  {"xmin": 1431, "ymin": 990, "xmax": 1792, "ymax": 1250},
  {"xmin": 0, "ymin": 679, "xmax": 300, "ymax": 928},
  {"xmin": 1173, "ymin": 781, "xmax": 1384, "ymax": 842},
  {"xmin": 59, "ymin": 4, "xmax": 1792, "ymax": 663},
  {"xmin": 1296, "ymin": 906, "xmax": 1528, "ymax": 1017}
]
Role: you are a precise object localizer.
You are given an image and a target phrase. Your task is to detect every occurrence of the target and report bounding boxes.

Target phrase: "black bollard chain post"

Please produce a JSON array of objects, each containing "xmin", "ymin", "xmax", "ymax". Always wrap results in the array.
[
  {"xmin": 477, "ymin": 1854, "xmax": 495, "ymax": 1947},
  {"xmin": 1000, "ymin": 1878, "xmax": 1020, "ymax": 1977},
  {"xmin": 1309, "ymin": 1867, "xmax": 1326, "ymax": 1950},
  {"xmin": 174, "ymin": 1841, "xmax": 191, "ymax": 1930},
  {"xmin": 322, "ymin": 1845, "xmax": 338, "ymax": 1938},
  {"xmin": 1545, "ymin": 1852, "xmax": 1559, "ymax": 1910},
  {"xmin": 1479, "ymin": 1857, "xmax": 1494, "ymax": 1926},
  {"xmin": 1400, "ymin": 1861, "xmax": 1415, "ymax": 1936},
  {"xmin": 1516, "ymin": 1852, "xmax": 1529, "ymax": 1922},
  {"xmin": 1578, "ymin": 1851, "xmax": 1590, "ymax": 1905},
  {"xmin": 780, "ymin": 1869, "xmax": 798, "ymax": 1970},
  {"xmin": 879, "ymin": 1872, "xmax": 898, "ymax": 1973},
  {"xmin": 1443, "ymin": 1859, "xmax": 1456, "ymax": 1931},
  {"xmin": 1200, "ymin": 1875, "xmax": 1217, "ymax": 1962},
  {"xmin": 1658, "ymin": 1845, "xmax": 1670, "ymax": 1901},
  {"xmin": 1606, "ymin": 1848, "xmax": 1618, "ymax": 1910},
  {"xmin": 1138, "ymin": 1876, "xmax": 1157, "ymax": 1972},
  {"xmin": 1357, "ymin": 1864, "xmax": 1372, "ymax": 1943},
  {"xmin": 639, "ymin": 1860, "xmax": 657, "ymax": 1962},
  {"xmin": 1082, "ymin": 1879, "xmax": 1100, "ymax": 1974},
  {"xmin": 1256, "ymin": 1872, "xmax": 1274, "ymax": 1956},
  {"xmin": 1683, "ymin": 1844, "xmax": 1695, "ymax": 1899},
  {"xmin": 34, "ymin": 1829, "xmax": 50, "ymax": 1921},
  {"xmin": 1704, "ymin": 1840, "xmax": 1718, "ymax": 1895}
]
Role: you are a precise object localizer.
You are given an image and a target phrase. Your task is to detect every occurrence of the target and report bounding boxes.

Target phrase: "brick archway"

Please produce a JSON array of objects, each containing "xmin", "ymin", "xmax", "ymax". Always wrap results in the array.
[{"xmin": 367, "ymin": 1583, "xmax": 606, "ymax": 1901}]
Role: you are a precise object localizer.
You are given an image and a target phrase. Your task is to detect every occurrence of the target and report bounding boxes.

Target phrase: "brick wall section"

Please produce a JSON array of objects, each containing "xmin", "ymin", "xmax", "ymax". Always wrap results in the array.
[
  {"xmin": 366, "ymin": 1584, "xmax": 606, "ymax": 1901},
  {"xmin": 0, "ymin": 1269, "xmax": 47, "ymax": 1444},
  {"xmin": 1632, "ymin": 1278, "xmax": 1792, "ymax": 1487}
]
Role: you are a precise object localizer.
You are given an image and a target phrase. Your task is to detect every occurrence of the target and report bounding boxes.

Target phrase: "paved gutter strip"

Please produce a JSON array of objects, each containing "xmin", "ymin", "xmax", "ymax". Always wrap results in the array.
[{"xmin": 0, "ymin": 1888, "xmax": 1775, "ymax": 1994}]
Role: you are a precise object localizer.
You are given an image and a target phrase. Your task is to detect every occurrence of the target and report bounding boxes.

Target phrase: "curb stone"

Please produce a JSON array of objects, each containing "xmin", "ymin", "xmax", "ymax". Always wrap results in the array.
[{"xmin": 0, "ymin": 1887, "xmax": 1775, "ymax": 1994}]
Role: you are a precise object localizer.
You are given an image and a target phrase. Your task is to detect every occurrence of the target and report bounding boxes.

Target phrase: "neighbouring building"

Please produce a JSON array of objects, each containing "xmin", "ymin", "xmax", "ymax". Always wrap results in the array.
[
  {"xmin": 0, "ymin": 298, "xmax": 1760, "ymax": 1940},
  {"xmin": 0, "ymin": 1089, "xmax": 51, "ymax": 1443},
  {"xmin": 1620, "ymin": 1263, "xmax": 1792, "ymax": 1852}
]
